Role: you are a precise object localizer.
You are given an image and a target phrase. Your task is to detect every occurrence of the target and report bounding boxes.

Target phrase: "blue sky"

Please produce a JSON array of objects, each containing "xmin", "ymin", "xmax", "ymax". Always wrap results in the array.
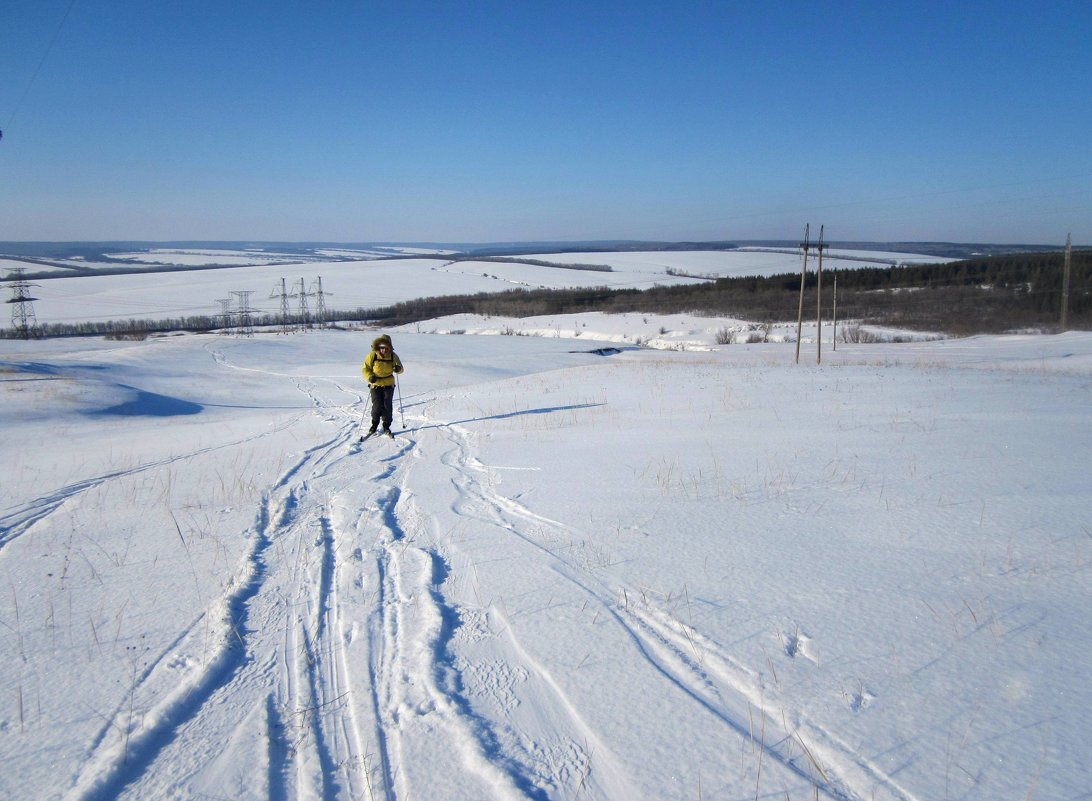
[{"xmin": 1, "ymin": 0, "xmax": 1089, "ymax": 244}]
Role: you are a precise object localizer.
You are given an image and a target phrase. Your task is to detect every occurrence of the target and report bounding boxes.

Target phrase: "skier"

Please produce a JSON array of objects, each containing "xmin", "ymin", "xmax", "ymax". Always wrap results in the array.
[{"xmin": 361, "ymin": 334, "xmax": 403, "ymax": 439}]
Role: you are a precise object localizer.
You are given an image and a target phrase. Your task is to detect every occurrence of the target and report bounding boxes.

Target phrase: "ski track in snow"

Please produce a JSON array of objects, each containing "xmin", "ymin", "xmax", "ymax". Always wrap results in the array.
[
  {"xmin": 51, "ymin": 366, "xmax": 379, "ymax": 800},
  {"xmin": 37, "ymin": 343, "xmax": 929, "ymax": 800},
  {"xmin": 51, "ymin": 357, "xmax": 573, "ymax": 800},
  {"xmin": 427, "ymin": 414, "xmax": 922, "ymax": 801}
]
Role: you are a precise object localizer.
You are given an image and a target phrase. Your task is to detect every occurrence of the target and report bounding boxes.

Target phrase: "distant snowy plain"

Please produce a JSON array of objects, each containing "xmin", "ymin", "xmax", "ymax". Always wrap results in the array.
[
  {"xmin": 1, "ymin": 248, "xmax": 1089, "ymax": 800},
  {"xmin": 8, "ymin": 246, "xmax": 949, "ymax": 328}
]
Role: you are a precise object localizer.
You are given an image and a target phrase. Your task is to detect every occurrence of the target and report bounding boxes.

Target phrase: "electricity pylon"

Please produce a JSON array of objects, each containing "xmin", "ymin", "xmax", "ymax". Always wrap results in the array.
[{"xmin": 5, "ymin": 269, "xmax": 39, "ymax": 339}]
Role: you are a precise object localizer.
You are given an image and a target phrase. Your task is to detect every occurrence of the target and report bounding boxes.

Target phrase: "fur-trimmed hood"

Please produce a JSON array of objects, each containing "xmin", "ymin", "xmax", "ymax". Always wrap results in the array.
[{"xmin": 362, "ymin": 335, "xmax": 402, "ymax": 387}]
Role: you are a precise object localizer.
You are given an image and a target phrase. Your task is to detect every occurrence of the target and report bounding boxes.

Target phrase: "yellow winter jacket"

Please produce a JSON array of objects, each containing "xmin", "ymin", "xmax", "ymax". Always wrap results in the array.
[{"xmin": 362, "ymin": 335, "xmax": 403, "ymax": 387}]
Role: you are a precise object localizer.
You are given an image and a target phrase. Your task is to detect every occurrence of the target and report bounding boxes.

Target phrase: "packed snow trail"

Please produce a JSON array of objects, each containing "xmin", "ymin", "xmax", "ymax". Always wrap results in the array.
[
  {"xmin": 53, "ymin": 366, "xmax": 846, "ymax": 800},
  {"xmin": 60, "ymin": 362, "xmax": 875, "ymax": 800},
  {"xmin": 62, "ymin": 430, "xmax": 373, "ymax": 800},
  {"xmin": 52, "ymin": 346, "xmax": 631, "ymax": 801}
]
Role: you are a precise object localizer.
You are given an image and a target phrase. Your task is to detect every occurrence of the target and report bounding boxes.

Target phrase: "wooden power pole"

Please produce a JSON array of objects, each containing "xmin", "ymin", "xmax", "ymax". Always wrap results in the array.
[
  {"xmin": 832, "ymin": 272, "xmax": 838, "ymax": 352},
  {"xmin": 795, "ymin": 225, "xmax": 810, "ymax": 364},
  {"xmin": 795, "ymin": 224, "xmax": 827, "ymax": 364},
  {"xmin": 1061, "ymin": 233, "xmax": 1072, "ymax": 331},
  {"xmin": 815, "ymin": 225, "xmax": 826, "ymax": 364}
]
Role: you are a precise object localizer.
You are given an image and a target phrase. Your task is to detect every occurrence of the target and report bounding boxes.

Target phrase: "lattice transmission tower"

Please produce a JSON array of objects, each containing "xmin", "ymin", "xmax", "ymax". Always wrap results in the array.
[
  {"xmin": 231, "ymin": 291, "xmax": 256, "ymax": 337},
  {"xmin": 295, "ymin": 278, "xmax": 311, "ymax": 327},
  {"xmin": 5, "ymin": 269, "xmax": 40, "ymax": 339},
  {"xmin": 215, "ymin": 298, "xmax": 234, "ymax": 333},
  {"xmin": 271, "ymin": 278, "xmax": 295, "ymax": 333},
  {"xmin": 311, "ymin": 277, "xmax": 329, "ymax": 327}
]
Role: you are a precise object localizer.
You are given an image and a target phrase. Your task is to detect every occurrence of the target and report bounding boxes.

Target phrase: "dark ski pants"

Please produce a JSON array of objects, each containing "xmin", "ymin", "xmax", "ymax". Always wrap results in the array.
[{"xmin": 369, "ymin": 384, "xmax": 396, "ymax": 431}]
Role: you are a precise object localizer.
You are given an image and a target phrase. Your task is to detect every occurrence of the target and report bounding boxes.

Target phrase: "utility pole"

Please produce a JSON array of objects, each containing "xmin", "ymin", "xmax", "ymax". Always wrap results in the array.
[
  {"xmin": 5, "ymin": 269, "xmax": 39, "ymax": 339},
  {"xmin": 1061, "ymin": 233, "xmax": 1072, "ymax": 331},
  {"xmin": 815, "ymin": 225, "xmax": 826, "ymax": 364},
  {"xmin": 795, "ymin": 224, "xmax": 810, "ymax": 364},
  {"xmin": 795, "ymin": 225, "xmax": 827, "ymax": 364},
  {"xmin": 832, "ymin": 272, "xmax": 838, "ymax": 352}
]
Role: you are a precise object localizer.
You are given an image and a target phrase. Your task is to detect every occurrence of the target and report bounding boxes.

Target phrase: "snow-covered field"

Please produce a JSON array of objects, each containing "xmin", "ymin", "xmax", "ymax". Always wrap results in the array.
[
  {"xmin": 404, "ymin": 310, "xmax": 946, "ymax": 350},
  {"xmin": 518, "ymin": 248, "xmax": 947, "ymax": 274},
  {"xmin": 7, "ymin": 246, "xmax": 947, "ymax": 328},
  {"xmin": 109, "ymin": 247, "xmax": 458, "ymax": 267},
  {"xmin": 2, "ymin": 320, "xmax": 1090, "ymax": 800},
  {"xmin": 0, "ymin": 246, "xmax": 457, "ymax": 281}
]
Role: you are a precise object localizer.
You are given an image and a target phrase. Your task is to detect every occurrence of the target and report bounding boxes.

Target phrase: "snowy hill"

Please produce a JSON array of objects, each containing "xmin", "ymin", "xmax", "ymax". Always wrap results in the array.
[{"xmin": 2, "ymin": 326, "xmax": 1090, "ymax": 800}]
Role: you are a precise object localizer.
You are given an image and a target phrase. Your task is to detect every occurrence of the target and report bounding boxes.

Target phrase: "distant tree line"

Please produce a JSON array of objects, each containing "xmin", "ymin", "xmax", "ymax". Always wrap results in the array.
[
  {"xmin": 7, "ymin": 312, "xmax": 325, "ymax": 339},
  {"xmin": 362, "ymin": 250, "xmax": 1091, "ymax": 335},
  {"xmin": 460, "ymin": 257, "xmax": 613, "ymax": 273}
]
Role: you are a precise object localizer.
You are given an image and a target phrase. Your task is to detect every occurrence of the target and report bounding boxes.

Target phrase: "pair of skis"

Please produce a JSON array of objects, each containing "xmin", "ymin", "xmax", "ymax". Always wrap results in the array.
[{"xmin": 358, "ymin": 429, "xmax": 395, "ymax": 443}]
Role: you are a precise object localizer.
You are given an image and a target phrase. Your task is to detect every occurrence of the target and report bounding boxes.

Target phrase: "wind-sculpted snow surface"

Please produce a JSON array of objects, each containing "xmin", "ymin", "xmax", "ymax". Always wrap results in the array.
[{"xmin": 1, "ymin": 329, "xmax": 1090, "ymax": 799}]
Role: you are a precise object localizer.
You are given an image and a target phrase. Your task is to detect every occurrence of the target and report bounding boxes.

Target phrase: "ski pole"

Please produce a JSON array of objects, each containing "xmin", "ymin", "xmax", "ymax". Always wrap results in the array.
[
  {"xmin": 395, "ymin": 376, "xmax": 405, "ymax": 429},
  {"xmin": 356, "ymin": 389, "xmax": 371, "ymax": 438}
]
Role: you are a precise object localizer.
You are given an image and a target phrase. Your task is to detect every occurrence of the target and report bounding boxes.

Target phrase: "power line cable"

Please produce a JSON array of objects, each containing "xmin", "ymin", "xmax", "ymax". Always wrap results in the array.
[{"xmin": 4, "ymin": 0, "xmax": 80, "ymax": 132}]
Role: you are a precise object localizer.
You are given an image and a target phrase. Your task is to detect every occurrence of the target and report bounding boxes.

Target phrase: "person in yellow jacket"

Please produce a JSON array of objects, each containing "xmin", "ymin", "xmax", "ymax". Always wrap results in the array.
[{"xmin": 361, "ymin": 334, "xmax": 404, "ymax": 438}]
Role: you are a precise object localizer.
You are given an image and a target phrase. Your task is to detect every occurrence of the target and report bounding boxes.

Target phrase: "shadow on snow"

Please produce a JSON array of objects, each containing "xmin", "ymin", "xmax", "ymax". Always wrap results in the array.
[
  {"xmin": 88, "ymin": 385, "xmax": 204, "ymax": 417},
  {"xmin": 403, "ymin": 403, "xmax": 606, "ymax": 434}
]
